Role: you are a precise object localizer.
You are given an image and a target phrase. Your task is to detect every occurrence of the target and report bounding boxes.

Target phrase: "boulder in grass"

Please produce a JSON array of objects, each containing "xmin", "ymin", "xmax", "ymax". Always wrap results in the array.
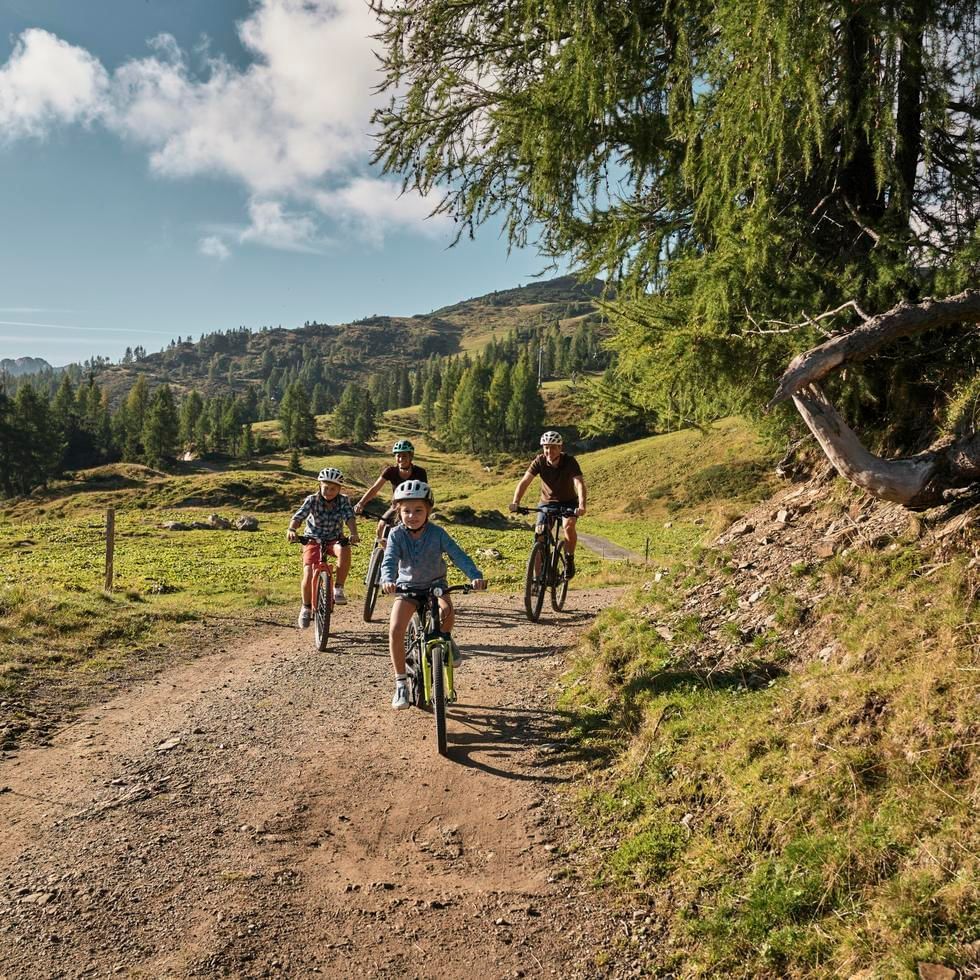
[
  {"xmin": 162, "ymin": 521, "xmax": 192, "ymax": 531},
  {"xmin": 234, "ymin": 515, "xmax": 259, "ymax": 531},
  {"xmin": 205, "ymin": 513, "xmax": 232, "ymax": 529}
]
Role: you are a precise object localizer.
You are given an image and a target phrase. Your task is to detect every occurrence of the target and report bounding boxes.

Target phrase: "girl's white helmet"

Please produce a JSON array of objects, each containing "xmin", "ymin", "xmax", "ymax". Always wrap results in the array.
[
  {"xmin": 540, "ymin": 430, "xmax": 563, "ymax": 445},
  {"xmin": 317, "ymin": 467, "xmax": 344, "ymax": 484},
  {"xmin": 393, "ymin": 479, "xmax": 434, "ymax": 505}
]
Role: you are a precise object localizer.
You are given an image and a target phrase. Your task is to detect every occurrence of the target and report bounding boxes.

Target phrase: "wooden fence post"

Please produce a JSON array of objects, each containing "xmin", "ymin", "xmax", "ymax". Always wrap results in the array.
[
  {"xmin": 105, "ymin": 507, "xmax": 115, "ymax": 592},
  {"xmin": 645, "ymin": 537, "xmax": 650, "ymax": 564}
]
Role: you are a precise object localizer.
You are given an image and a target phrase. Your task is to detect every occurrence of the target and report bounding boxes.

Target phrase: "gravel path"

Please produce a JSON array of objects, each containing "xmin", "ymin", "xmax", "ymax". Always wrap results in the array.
[
  {"xmin": 576, "ymin": 532, "xmax": 645, "ymax": 563},
  {"xmin": 0, "ymin": 589, "xmax": 629, "ymax": 979}
]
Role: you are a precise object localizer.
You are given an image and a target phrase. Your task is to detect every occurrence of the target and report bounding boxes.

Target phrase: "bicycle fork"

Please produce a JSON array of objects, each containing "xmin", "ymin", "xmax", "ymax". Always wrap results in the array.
[{"xmin": 421, "ymin": 637, "xmax": 456, "ymax": 703}]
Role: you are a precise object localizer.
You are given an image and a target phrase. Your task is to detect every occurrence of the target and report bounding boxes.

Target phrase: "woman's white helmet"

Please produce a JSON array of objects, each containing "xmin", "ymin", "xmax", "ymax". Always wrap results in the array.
[
  {"xmin": 540, "ymin": 430, "xmax": 563, "ymax": 446},
  {"xmin": 317, "ymin": 467, "xmax": 344, "ymax": 485},
  {"xmin": 393, "ymin": 479, "xmax": 434, "ymax": 506}
]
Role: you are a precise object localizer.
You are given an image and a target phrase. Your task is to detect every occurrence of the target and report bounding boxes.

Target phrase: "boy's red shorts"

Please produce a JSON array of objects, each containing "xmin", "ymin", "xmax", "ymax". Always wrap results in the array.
[{"xmin": 302, "ymin": 538, "xmax": 349, "ymax": 565}]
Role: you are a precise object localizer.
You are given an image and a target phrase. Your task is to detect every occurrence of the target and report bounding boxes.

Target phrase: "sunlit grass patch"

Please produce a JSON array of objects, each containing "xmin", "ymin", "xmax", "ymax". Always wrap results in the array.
[{"xmin": 559, "ymin": 538, "xmax": 980, "ymax": 977}]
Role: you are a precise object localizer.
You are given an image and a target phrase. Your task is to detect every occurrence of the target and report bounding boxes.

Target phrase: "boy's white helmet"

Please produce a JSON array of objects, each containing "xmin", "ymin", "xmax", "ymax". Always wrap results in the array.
[
  {"xmin": 317, "ymin": 467, "xmax": 344, "ymax": 484},
  {"xmin": 393, "ymin": 479, "xmax": 434, "ymax": 505},
  {"xmin": 540, "ymin": 430, "xmax": 563, "ymax": 446}
]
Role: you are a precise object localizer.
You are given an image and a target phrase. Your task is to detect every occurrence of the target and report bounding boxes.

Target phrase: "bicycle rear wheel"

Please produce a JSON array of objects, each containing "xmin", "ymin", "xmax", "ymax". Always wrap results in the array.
[
  {"xmin": 551, "ymin": 542, "xmax": 569, "ymax": 610},
  {"xmin": 362, "ymin": 546, "xmax": 384, "ymax": 622},
  {"xmin": 313, "ymin": 570, "xmax": 332, "ymax": 651},
  {"xmin": 431, "ymin": 642, "xmax": 448, "ymax": 756},
  {"xmin": 523, "ymin": 540, "xmax": 547, "ymax": 622}
]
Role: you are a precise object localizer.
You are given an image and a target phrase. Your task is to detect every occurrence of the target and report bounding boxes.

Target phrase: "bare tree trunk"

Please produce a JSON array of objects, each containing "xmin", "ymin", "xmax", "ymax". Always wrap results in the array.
[{"xmin": 771, "ymin": 290, "xmax": 980, "ymax": 509}]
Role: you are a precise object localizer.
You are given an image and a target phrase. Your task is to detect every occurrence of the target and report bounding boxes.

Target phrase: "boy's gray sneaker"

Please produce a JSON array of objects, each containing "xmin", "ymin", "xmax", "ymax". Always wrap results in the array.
[
  {"xmin": 392, "ymin": 683, "xmax": 410, "ymax": 710},
  {"xmin": 450, "ymin": 638, "xmax": 464, "ymax": 667},
  {"xmin": 333, "ymin": 585, "xmax": 347, "ymax": 605},
  {"xmin": 297, "ymin": 606, "xmax": 312, "ymax": 628}
]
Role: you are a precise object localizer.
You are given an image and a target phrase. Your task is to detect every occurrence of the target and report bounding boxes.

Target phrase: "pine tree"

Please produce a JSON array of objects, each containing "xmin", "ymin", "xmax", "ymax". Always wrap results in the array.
[
  {"xmin": 11, "ymin": 384, "xmax": 62, "ymax": 491},
  {"xmin": 331, "ymin": 383, "xmax": 361, "ymax": 440},
  {"xmin": 449, "ymin": 363, "xmax": 490, "ymax": 453},
  {"xmin": 122, "ymin": 376, "xmax": 150, "ymax": 462},
  {"xmin": 419, "ymin": 377, "xmax": 438, "ymax": 432},
  {"xmin": 279, "ymin": 381, "xmax": 316, "ymax": 448},
  {"xmin": 506, "ymin": 352, "xmax": 545, "ymax": 450},
  {"xmin": 142, "ymin": 385, "xmax": 180, "ymax": 467},
  {"xmin": 179, "ymin": 391, "xmax": 204, "ymax": 449},
  {"xmin": 487, "ymin": 361, "xmax": 513, "ymax": 448}
]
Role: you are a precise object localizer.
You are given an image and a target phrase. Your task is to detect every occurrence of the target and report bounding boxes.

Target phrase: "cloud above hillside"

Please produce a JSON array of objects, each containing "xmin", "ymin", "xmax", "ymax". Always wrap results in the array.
[{"xmin": 0, "ymin": 0, "xmax": 449, "ymax": 253}]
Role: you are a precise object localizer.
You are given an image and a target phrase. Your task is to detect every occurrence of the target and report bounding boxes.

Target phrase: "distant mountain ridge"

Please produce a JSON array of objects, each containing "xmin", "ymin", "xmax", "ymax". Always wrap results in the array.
[
  {"xmin": 80, "ymin": 274, "xmax": 606, "ymax": 405},
  {"xmin": 1, "ymin": 357, "xmax": 52, "ymax": 377}
]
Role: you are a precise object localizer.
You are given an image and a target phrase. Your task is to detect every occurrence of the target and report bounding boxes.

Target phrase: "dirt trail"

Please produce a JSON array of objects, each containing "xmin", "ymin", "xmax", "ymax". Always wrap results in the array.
[
  {"xmin": 0, "ymin": 590, "xmax": 627, "ymax": 979},
  {"xmin": 576, "ymin": 533, "xmax": 644, "ymax": 563}
]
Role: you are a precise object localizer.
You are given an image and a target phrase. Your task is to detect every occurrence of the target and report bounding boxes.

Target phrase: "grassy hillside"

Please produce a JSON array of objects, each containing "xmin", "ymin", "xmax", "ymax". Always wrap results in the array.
[{"xmin": 558, "ymin": 480, "xmax": 979, "ymax": 976}]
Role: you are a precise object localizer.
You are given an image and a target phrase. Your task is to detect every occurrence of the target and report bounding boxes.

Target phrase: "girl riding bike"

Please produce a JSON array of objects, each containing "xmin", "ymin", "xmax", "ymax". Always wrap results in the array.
[{"xmin": 380, "ymin": 480, "xmax": 485, "ymax": 709}]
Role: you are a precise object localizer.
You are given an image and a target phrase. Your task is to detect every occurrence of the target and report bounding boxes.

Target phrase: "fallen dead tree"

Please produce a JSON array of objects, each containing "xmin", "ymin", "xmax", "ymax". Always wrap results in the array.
[{"xmin": 769, "ymin": 290, "xmax": 980, "ymax": 509}]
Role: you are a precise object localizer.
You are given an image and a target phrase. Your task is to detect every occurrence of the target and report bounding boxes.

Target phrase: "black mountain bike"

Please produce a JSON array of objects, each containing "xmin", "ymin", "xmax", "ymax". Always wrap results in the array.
[
  {"xmin": 515, "ymin": 505, "xmax": 577, "ymax": 622},
  {"xmin": 362, "ymin": 517, "xmax": 395, "ymax": 623},
  {"xmin": 398, "ymin": 583, "xmax": 472, "ymax": 756}
]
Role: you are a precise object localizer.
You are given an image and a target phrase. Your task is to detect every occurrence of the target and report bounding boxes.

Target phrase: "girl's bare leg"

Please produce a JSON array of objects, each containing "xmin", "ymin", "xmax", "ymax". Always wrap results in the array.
[{"xmin": 388, "ymin": 597, "xmax": 416, "ymax": 675}]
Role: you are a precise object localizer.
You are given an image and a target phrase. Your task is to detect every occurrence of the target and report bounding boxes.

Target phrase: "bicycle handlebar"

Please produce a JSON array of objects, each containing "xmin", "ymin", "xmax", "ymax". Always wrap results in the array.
[
  {"xmin": 293, "ymin": 534, "xmax": 354, "ymax": 546},
  {"xmin": 513, "ymin": 504, "xmax": 578, "ymax": 518},
  {"xmin": 394, "ymin": 583, "xmax": 475, "ymax": 597}
]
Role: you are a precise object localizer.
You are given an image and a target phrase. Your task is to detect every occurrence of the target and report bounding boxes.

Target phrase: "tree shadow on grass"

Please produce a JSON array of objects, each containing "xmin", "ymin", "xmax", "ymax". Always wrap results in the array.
[{"xmin": 562, "ymin": 660, "xmax": 790, "ymax": 768}]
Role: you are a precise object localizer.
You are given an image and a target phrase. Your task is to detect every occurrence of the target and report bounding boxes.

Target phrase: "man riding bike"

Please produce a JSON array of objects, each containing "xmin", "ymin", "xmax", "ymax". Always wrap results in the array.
[{"xmin": 509, "ymin": 430, "xmax": 587, "ymax": 578}]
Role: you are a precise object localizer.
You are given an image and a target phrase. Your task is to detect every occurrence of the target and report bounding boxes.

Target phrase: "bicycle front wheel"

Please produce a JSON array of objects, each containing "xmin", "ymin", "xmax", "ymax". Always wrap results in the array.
[
  {"xmin": 551, "ymin": 542, "xmax": 569, "ymax": 611},
  {"xmin": 523, "ymin": 540, "xmax": 547, "ymax": 622},
  {"xmin": 313, "ymin": 571, "xmax": 332, "ymax": 651},
  {"xmin": 431, "ymin": 642, "xmax": 448, "ymax": 756},
  {"xmin": 362, "ymin": 546, "xmax": 384, "ymax": 622},
  {"xmin": 406, "ymin": 613, "xmax": 425, "ymax": 709}
]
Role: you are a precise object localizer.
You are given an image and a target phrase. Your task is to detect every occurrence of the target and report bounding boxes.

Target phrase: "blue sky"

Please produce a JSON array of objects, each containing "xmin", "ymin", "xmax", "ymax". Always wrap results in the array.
[{"xmin": 0, "ymin": 0, "xmax": 551, "ymax": 366}]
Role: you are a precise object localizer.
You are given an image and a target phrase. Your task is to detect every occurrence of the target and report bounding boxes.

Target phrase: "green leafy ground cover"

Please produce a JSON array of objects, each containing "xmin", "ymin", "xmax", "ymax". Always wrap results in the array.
[{"xmin": 560, "ymin": 533, "xmax": 979, "ymax": 977}]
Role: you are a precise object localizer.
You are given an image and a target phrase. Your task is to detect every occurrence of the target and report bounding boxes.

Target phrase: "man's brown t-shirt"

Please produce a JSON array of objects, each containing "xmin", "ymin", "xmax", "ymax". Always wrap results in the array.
[{"xmin": 528, "ymin": 453, "xmax": 582, "ymax": 504}]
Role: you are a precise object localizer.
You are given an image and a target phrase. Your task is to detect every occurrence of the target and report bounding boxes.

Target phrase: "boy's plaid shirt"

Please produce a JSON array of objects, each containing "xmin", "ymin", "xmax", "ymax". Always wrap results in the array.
[{"xmin": 291, "ymin": 493, "xmax": 355, "ymax": 542}]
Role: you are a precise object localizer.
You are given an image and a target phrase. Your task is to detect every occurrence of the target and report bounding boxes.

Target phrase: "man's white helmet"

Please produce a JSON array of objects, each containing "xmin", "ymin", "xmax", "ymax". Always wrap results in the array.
[
  {"xmin": 317, "ymin": 467, "xmax": 344, "ymax": 484},
  {"xmin": 392, "ymin": 479, "xmax": 434, "ymax": 505},
  {"xmin": 540, "ymin": 430, "xmax": 563, "ymax": 446}
]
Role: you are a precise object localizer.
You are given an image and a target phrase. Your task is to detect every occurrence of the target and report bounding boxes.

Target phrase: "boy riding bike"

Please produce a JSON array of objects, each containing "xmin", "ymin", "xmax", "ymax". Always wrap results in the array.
[
  {"xmin": 380, "ymin": 480, "xmax": 485, "ymax": 709},
  {"xmin": 509, "ymin": 430, "xmax": 587, "ymax": 578},
  {"xmin": 352, "ymin": 440, "xmax": 427, "ymax": 542},
  {"xmin": 286, "ymin": 466, "xmax": 359, "ymax": 624}
]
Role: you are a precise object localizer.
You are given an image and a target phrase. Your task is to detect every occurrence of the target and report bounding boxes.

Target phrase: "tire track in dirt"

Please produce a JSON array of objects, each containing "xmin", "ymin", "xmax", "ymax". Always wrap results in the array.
[{"xmin": 0, "ymin": 589, "xmax": 625, "ymax": 979}]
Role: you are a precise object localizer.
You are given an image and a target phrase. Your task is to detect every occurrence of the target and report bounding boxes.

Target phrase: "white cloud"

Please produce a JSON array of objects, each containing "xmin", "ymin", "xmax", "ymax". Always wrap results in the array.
[
  {"xmin": 0, "ymin": 29, "xmax": 108, "ymax": 138},
  {"xmin": 0, "ymin": 1, "xmax": 449, "ymax": 249},
  {"xmin": 315, "ymin": 178, "xmax": 453, "ymax": 246},
  {"xmin": 239, "ymin": 199, "xmax": 324, "ymax": 253},
  {"xmin": 198, "ymin": 235, "xmax": 231, "ymax": 260}
]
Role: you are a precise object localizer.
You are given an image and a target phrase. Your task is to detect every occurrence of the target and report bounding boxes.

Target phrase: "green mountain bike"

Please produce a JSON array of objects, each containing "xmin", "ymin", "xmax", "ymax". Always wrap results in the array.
[
  {"xmin": 398, "ymin": 583, "xmax": 471, "ymax": 756},
  {"xmin": 515, "ymin": 504, "xmax": 576, "ymax": 622}
]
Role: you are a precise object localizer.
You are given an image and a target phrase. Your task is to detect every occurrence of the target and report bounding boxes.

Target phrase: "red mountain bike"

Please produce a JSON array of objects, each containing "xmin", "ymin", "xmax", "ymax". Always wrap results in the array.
[{"xmin": 295, "ymin": 535, "xmax": 336, "ymax": 651}]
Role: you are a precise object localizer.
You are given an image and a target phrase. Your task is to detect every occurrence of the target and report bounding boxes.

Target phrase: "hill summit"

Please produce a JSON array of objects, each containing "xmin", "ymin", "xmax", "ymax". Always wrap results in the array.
[{"xmin": 87, "ymin": 274, "xmax": 605, "ymax": 405}]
